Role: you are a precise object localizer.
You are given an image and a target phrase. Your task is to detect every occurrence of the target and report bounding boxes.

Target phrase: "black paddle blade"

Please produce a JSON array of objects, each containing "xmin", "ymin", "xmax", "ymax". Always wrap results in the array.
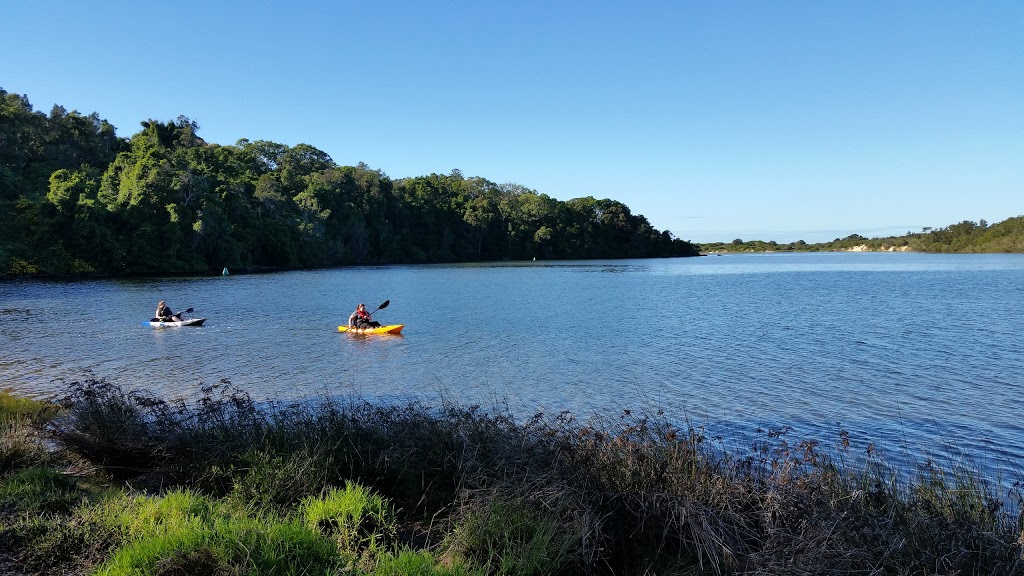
[
  {"xmin": 184, "ymin": 307, "xmax": 194, "ymax": 313},
  {"xmin": 378, "ymin": 300, "xmax": 390, "ymax": 310}
]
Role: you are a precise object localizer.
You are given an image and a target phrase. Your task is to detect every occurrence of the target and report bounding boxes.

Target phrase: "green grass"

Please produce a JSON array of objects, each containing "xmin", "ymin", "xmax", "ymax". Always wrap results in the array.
[
  {"xmin": 0, "ymin": 465, "xmax": 83, "ymax": 514},
  {"xmin": 93, "ymin": 489, "xmax": 346, "ymax": 576},
  {"xmin": 445, "ymin": 489, "xmax": 582, "ymax": 576},
  {"xmin": 0, "ymin": 417, "xmax": 50, "ymax": 473},
  {"xmin": 0, "ymin": 391, "xmax": 56, "ymax": 424},
  {"xmin": 0, "ymin": 469, "xmax": 121, "ymax": 574},
  {"xmin": 1, "ymin": 380, "xmax": 1020, "ymax": 575},
  {"xmin": 0, "ymin": 391, "xmax": 58, "ymax": 473},
  {"xmin": 82, "ymin": 484, "xmax": 475, "ymax": 576},
  {"xmin": 373, "ymin": 548, "xmax": 482, "ymax": 576},
  {"xmin": 300, "ymin": 482, "xmax": 398, "ymax": 557}
]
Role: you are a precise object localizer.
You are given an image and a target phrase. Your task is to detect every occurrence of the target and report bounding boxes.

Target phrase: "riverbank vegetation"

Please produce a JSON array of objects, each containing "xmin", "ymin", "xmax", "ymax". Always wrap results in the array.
[
  {"xmin": 700, "ymin": 216, "xmax": 1024, "ymax": 254},
  {"xmin": 0, "ymin": 88, "xmax": 697, "ymax": 277},
  {"xmin": 2, "ymin": 382, "xmax": 1021, "ymax": 575}
]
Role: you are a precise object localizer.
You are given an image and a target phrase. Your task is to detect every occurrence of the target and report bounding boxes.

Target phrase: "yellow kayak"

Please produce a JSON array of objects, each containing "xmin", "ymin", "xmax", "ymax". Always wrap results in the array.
[{"xmin": 338, "ymin": 324, "xmax": 404, "ymax": 335}]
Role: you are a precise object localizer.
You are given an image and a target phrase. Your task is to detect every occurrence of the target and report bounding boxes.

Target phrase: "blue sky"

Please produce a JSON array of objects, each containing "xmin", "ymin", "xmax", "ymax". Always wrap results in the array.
[{"xmin": 3, "ymin": 1, "xmax": 1021, "ymax": 243}]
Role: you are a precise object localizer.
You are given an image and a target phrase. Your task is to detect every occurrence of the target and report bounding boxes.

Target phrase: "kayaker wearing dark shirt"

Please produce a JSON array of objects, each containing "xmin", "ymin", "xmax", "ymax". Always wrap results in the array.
[
  {"xmin": 348, "ymin": 303, "xmax": 381, "ymax": 329},
  {"xmin": 155, "ymin": 301, "xmax": 181, "ymax": 322}
]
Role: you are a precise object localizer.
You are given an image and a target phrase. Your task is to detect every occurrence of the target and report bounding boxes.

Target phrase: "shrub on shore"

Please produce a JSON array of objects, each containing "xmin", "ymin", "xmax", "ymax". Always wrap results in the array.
[{"xmin": 1, "ymin": 379, "xmax": 1022, "ymax": 575}]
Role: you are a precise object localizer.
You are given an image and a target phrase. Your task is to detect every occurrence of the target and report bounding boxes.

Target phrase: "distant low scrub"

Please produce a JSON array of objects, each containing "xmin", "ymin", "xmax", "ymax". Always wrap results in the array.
[
  {"xmin": 700, "ymin": 215, "xmax": 1024, "ymax": 254},
  {"xmin": 0, "ymin": 380, "xmax": 1021, "ymax": 575}
]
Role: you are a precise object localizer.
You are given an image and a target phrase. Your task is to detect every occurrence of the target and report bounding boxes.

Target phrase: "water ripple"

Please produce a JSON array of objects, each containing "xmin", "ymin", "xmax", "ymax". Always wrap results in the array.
[{"xmin": 2, "ymin": 253, "xmax": 1024, "ymax": 482}]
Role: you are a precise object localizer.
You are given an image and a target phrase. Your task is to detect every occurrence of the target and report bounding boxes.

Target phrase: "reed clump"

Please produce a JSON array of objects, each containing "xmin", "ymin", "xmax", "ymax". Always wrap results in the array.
[{"xmin": 1, "ymin": 379, "xmax": 1021, "ymax": 575}]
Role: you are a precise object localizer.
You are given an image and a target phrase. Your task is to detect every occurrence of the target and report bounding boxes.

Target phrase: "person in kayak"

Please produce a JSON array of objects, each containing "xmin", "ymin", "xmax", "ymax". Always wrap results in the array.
[
  {"xmin": 155, "ymin": 301, "xmax": 182, "ymax": 322},
  {"xmin": 348, "ymin": 303, "xmax": 381, "ymax": 329}
]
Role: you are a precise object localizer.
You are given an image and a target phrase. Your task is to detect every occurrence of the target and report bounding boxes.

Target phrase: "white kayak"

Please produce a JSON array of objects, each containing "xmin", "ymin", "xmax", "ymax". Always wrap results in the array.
[{"xmin": 143, "ymin": 317, "xmax": 206, "ymax": 328}]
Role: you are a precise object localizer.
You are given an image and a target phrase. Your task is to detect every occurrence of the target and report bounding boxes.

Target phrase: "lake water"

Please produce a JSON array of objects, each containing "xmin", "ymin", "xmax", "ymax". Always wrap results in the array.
[{"xmin": 2, "ymin": 252, "xmax": 1023, "ymax": 482}]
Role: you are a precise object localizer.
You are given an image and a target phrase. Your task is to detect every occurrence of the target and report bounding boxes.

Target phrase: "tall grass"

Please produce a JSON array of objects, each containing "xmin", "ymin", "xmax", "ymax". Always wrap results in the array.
[
  {"xmin": 91, "ymin": 489, "xmax": 347, "ymax": 576},
  {"xmin": 0, "ymin": 391, "xmax": 58, "ymax": 424},
  {"xmin": 445, "ymin": 485, "xmax": 584, "ymax": 575},
  {"xmin": 24, "ymin": 380, "xmax": 1024, "ymax": 574},
  {"xmin": 299, "ymin": 482, "xmax": 397, "ymax": 559},
  {"xmin": 0, "ymin": 391, "xmax": 57, "ymax": 473}
]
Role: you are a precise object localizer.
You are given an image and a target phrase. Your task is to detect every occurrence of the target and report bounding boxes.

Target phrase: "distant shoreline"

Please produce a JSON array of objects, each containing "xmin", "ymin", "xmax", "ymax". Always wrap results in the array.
[
  {"xmin": 702, "ymin": 244, "xmax": 914, "ymax": 255},
  {"xmin": 697, "ymin": 215, "xmax": 1024, "ymax": 255}
]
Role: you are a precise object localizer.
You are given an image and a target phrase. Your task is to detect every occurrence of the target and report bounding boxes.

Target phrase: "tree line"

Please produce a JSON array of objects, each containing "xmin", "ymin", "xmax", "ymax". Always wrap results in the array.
[
  {"xmin": 0, "ymin": 88, "xmax": 698, "ymax": 276},
  {"xmin": 699, "ymin": 217, "xmax": 1024, "ymax": 254}
]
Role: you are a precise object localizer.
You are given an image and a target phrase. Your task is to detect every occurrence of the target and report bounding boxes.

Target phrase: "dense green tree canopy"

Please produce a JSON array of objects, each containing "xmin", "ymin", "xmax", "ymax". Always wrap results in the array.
[{"xmin": 0, "ymin": 89, "xmax": 699, "ymax": 276}]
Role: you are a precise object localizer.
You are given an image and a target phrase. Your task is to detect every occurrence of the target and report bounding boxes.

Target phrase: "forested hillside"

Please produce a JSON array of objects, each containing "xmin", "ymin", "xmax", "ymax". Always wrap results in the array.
[
  {"xmin": 0, "ymin": 88, "xmax": 697, "ymax": 276},
  {"xmin": 699, "ymin": 217, "xmax": 1024, "ymax": 254}
]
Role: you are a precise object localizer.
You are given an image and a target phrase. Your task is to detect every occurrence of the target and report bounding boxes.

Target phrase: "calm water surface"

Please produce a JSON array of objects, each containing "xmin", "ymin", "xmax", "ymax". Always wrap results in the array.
[{"xmin": 2, "ymin": 252, "xmax": 1023, "ymax": 478}]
